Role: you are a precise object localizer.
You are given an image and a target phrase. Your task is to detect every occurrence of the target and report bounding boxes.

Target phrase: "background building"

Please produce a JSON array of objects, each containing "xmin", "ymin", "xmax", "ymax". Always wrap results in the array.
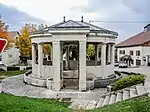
[
  {"xmin": 116, "ymin": 24, "xmax": 150, "ymax": 67},
  {"xmin": 0, "ymin": 31, "xmax": 20, "ymax": 67}
]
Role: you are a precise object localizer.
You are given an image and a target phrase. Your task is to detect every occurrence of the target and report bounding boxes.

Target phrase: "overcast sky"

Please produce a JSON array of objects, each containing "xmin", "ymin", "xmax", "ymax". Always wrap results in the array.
[{"xmin": 0, "ymin": 0, "xmax": 150, "ymax": 42}]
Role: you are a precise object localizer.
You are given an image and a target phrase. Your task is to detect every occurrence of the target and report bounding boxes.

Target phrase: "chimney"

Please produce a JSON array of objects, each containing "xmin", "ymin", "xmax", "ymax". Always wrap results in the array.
[
  {"xmin": 81, "ymin": 15, "xmax": 83, "ymax": 22},
  {"xmin": 63, "ymin": 16, "xmax": 66, "ymax": 22},
  {"xmin": 144, "ymin": 24, "xmax": 150, "ymax": 32}
]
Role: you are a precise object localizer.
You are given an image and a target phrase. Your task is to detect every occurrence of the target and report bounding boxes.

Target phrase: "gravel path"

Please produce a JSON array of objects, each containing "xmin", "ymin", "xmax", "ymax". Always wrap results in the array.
[{"xmin": 1, "ymin": 75, "xmax": 107, "ymax": 101}]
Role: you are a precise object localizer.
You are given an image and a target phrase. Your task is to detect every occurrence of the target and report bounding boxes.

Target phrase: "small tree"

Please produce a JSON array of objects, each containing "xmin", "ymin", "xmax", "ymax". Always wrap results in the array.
[
  {"xmin": 0, "ymin": 17, "xmax": 11, "ymax": 49},
  {"xmin": 87, "ymin": 44, "xmax": 95, "ymax": 60},
  {"xmin": 18, "ymin": 24, "xmax": 32, "ymax": 57},
  {"xmin": 18, "ymin": 24, "xmax": 51, "ymax": 57}
]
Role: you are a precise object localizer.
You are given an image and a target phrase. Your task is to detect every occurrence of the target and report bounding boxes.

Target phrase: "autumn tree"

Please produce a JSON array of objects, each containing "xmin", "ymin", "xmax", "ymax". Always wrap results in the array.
[
  {"xmin": 87, "ymin": 44, "xmax": 95, "ymax": 60},
  {"xmin": 18, "ymin": 24, "xmax": 51, "ymax": 57},
  {"xmin": 0, "ymin": 16, "xmax": 11, "ymax": 48},
  {"xmin": 18, "ymin": 24, "xmax": 32, "ymax": 57}
]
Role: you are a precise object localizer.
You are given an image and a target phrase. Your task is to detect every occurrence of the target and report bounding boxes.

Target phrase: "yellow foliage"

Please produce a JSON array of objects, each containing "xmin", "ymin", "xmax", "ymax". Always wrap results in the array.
[
  {"xmin": 18, "ymin": 24, "xmax": 51, "ymax": 57},
  {"xmin": 18, "ymin": 24, "xmax": 33, "ymax": 57},
  {"xmin": 0, "ymin": 18, "xmax": 11, "ymax": 49}
]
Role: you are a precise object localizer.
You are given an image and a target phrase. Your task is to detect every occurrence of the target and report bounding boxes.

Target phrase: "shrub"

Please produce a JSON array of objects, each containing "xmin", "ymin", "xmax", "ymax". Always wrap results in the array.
[
  {"xmin": 114, "ymin": 71, "xmax": 121, "ymax": 76},
  {"xmin": 7, "ymin": 66, "xmax": 20, "ymax": 71},
  {"xmin": 111, "ymin": 75, "xmax": 145, "ymax": 91},
  {"xmin": 120, "ymin": 71, "xmax": 131, "ymax": 75},
  {"xmin": 26, "ymin": 67, "xmax": 32, "ymax": 70}
]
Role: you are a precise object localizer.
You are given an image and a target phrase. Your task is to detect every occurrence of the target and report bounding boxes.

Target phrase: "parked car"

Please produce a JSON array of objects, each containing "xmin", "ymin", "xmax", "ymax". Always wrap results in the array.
[
  {"xmin": 114, "ymin": 62, "xmax": 119, "ymax": 67},
  {"xmin": 119, "ymin": 61, "xmax": 127, "ymax": 68}
]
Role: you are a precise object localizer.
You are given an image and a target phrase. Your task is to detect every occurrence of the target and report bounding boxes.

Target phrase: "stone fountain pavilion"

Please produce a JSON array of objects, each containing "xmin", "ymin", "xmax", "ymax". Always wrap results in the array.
[{"xmin": 24, "ymin": 17, "xmax": 118, "ymax": 91}]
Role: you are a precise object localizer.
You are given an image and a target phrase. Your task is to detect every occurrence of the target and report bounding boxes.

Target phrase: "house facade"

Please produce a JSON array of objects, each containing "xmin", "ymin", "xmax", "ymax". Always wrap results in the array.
[
  {"xmin": 116, "ymin": 24, "xmax": 150, "ymax": 67},
  {"xmin": 0, "ymin": 31, "xmax": 20, "ymax": 67}
]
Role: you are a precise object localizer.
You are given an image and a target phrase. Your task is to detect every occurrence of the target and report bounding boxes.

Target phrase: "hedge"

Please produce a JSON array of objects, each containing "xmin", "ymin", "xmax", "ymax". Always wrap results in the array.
[
  {"xmin": 7, "ymin": 66, "xmax": 20, "ymax": 71},
  {"xmin": 121, "ymin": 71, "xmax": 141, "ymax": 75},
  {"xmin": 111, "ymin": 75, "xmax": 145, "ymax": 91},
  {"xmin": 114, "ymin": 71, "xmax": 121, "ymax": 76},
  {"xmin": 26, "ymin": 67, "xmax": 32, "ymax": 70}
]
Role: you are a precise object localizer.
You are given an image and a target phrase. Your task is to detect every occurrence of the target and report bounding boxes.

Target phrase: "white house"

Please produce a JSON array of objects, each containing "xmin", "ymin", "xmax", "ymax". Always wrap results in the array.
[
  {"xmin": 116, "ymin": 24, "xmax": 150, "ymax": 67},
  {"xmin": 0, "ymin": 31, "xmax": 20, "ymax": 67},
  {"xmin": 24, "ymin": 18, "xmax": 118, "ymax": 91},
  {"xmin": 1, "ymin": 47, "xmax": 20, "ymax": 66}
]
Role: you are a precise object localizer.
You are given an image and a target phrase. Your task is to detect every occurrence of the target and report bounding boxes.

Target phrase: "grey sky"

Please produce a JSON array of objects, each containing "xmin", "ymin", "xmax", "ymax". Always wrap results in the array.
[{"xmin": 0, "ymin": 0, "xmax": 149, "ymax": 42}]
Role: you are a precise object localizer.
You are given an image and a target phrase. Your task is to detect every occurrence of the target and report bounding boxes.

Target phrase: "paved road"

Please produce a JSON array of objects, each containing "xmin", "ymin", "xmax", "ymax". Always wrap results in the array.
[{"xmin": 1, "ymin": 75, "xmax": 107, "ymax": 101}]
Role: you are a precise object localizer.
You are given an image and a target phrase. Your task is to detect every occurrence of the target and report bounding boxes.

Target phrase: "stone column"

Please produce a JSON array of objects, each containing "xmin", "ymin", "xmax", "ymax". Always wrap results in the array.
[
  {"xmin": 111, "ymin": 44, "xmax": 115, "ymax": 65},
  {"xmin": 107, "ymin": 44, "xmax": 111, "ymax": 64},
  {"xmin": 52, "ymin": 41, "xmax": 61, "ymax": 91},
  {"xmin": 95, "ymin": 45, "xmax": 97, "ymax": 66},
  {"xmin": 101, "ymin": 43, "xmax": 106, "ymax": 77},
  {"xmin": 66, "ymin": 46, "xmax": 69, "ymax": 70},
  {"xmin": 32, "ymin": 43, "xmax": 36, "ymax": 67},
  {"xmin": 38, "ymin": 43, "xmax": 43, "ymax": 78},
  {"xmin": 79, "ymin": 41, "xmax": 86, "ymax": 91},
  {"xmin": 97, "ymin": 44, "xmax": 100, "ymax": 61},
  {"xmin": 51, "ymin": 44, "xmax": 53, "ymax": 61}
]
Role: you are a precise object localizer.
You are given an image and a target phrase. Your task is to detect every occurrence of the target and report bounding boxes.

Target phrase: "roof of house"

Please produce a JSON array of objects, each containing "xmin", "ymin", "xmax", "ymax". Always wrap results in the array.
[
  {"xmin": 116, "ymin": 31, "xmax": 150, "ymax": 47},
  {"xmin": 8, "ymin": 31, "xmax": 19, "ymax": 38}
]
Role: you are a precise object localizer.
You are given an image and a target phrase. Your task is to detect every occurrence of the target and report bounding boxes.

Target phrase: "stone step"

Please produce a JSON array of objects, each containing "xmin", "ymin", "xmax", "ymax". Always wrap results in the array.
[
  {"xmin": 96, "ymin": 97, "xmax": 105, "ymax": 108},
  {"xmin": 116, "ymin": 91, "xmax": 123, "ymax": 102},
  {"xmin": 102, "ymin": 95, "xmax": 110, "ymax": 106},
  {"xmin": 69, "ymin": 101, "xmax": 88, "ymax": 110},
  {"xmin": 109, "ymin": 93, "xmax": 116, "ymax": 104},
  {"xmin": 123, "ymin": 90, "xmax": 130, "ymax": 100},
  {"xmin": 136, "ymin": 86, "xmax": 147, "ymax": 95},
  {"xmin": 85, "ymin": 101, "xmax": 97, "ymax": 110},
  {"xmin": 130, "ymin": 87, "xmax": 138, "ymax": 97}
]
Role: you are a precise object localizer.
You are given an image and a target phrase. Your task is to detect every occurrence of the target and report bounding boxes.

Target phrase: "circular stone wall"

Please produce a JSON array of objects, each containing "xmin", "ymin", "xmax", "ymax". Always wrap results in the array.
[{"xmin": 24, "ymin": 71, "xmax": 47, "ymax": 87}]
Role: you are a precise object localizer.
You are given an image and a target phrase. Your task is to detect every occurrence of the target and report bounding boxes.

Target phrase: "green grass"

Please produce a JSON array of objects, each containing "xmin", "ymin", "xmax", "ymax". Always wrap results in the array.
[
  {"xmin": 0, "ymin": 94, "xmax": 71, "ymax": 112},
  {"xmin": 0, "ymin": 70, "xmax": 25, "ymax": 77},
  {"xmin": 90, "ymin": 96, "xmax": 150, "ymax": 112},
  {"xmin": 0, "ymin": 94, "xmax": 150, "ymax": 112}
]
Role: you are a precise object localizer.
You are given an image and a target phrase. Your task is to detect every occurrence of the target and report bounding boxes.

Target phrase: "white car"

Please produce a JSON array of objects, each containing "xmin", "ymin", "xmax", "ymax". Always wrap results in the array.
[{"xmin": 119, "ymin": 61, "xmax": 128, "ymax": 68}]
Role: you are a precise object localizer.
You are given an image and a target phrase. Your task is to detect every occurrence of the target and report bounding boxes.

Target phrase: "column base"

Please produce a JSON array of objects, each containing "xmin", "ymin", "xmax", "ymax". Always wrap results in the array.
[
  {"xmin": 79, "ymin": 81, "xmax": 86, "ymax": 91},
  {"xmin": 53, "ymin": 80, "xmax": 62, "ymax": 91}
]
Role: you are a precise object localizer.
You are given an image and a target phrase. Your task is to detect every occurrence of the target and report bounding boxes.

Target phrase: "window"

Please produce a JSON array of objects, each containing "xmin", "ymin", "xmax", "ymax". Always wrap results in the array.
[
  {"xmin": 119, "ymin": 50, "xmax": 122, "ymax": 54},
  {"xmin": 136, "ymin": 59, "xmax": 141, "ymax": 66},
  {"xmin": 122, "ymin": 50, "xmax": 125, "ymax": 54},
  {"xmin": 130, "ymin": 51, "xmax": 133, "ymax": 55},
  {"xmin": 136, "ymin": 50, "xmax": 140, "ymax": 56},
  {"xmin": 8, "ymin": 54, "xmax": 12, "ymax": 58},
  {"xmin": 119, "ymin": 50, "xmax": 125, "ymax": 54}
]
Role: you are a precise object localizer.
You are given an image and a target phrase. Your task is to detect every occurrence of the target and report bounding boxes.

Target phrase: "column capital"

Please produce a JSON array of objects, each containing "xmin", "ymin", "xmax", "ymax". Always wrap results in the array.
[
  {"xmin": 79, "ymin": 40, "xmax": 86, "ymax": 43},
  {"xmin": 101, "ymin": 42, "xmax": 107, "ymax": 45},
  {"xmin": 52, "ymin": 41, "xmax": 60, "ymax": 44},
  {"xmin": 110, "ymin": 43, "xmax": 115, "ymax": 46},
  {"xmin": 32, "ymin": 43, "xmax": 36, "ymax": 45}
]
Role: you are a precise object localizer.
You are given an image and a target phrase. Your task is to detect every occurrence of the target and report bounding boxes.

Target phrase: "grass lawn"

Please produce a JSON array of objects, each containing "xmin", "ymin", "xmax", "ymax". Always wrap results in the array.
[
  {"xmin": 90, "ymin": 96, "xmax": 150, "ymax": 112},
  {"xmin": 0, "ymin": 94, "xmax": 71, "ymax": 112},
  {"xmin": 0, "ymin": 70, "xmax": 25, "ymax": 77},
  {"xmin": 0, "ymin": 94, "xmax": 150, "ymax": 112}
]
